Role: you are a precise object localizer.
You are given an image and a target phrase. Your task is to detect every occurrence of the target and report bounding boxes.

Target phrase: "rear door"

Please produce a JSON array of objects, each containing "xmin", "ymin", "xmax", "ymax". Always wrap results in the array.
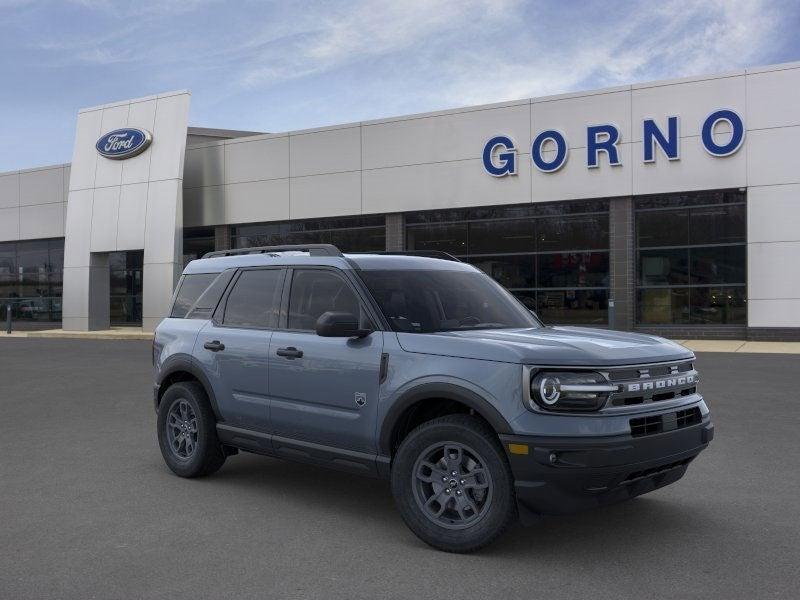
[
  {"xmin": 268, "ymin": 267, "xmax": 384, "ymax": 453},
  {"xmin": 194, "ymin": 267, "xmax": 285, "ymax": 431}
]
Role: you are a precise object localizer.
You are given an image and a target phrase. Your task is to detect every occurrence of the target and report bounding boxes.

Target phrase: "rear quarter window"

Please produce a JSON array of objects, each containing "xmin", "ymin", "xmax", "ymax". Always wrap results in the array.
[{"xmin": 171, "ymin": 273, "xmax": 218, "ymax": 318}]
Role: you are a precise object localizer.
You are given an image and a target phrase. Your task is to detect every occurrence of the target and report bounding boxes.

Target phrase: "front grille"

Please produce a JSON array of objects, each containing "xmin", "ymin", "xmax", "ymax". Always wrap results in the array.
[
  {"xmin": 630, "ymin": 407, "xmax": 702, "ymax": 437},
  {"xmin": 608, "ymin": 361, "xmax": 698, "ymax": 407},
  {"xmin": 608, "ymin": 361, "xmax": 693, "ymax": 382}
]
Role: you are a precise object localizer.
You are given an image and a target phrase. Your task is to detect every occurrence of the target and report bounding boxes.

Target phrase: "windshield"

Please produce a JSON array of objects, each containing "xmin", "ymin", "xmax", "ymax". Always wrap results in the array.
[{"xmin": 358, "ymin": 269, "xmax": 541, "ymax": 333}]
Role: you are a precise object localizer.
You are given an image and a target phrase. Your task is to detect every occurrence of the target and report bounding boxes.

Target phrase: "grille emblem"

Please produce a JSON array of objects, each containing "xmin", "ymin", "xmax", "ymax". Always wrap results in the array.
[{"xmin": 627, "ymin": 373, "xmax": 695, "ymax": 393}]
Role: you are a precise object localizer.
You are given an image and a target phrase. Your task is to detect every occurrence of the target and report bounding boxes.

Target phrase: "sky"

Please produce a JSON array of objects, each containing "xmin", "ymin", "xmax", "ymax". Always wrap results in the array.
[{"xmin": 0, "ymin": 0, "xmax": 798, "ymax": 171}]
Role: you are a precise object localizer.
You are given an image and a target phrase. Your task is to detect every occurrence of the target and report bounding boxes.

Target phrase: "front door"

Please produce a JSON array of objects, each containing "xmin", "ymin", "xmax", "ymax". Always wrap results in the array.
[
  {"xmin": 268, "ymin": 268, "xmax": 383, "ymax": 453},
  {"xmin": 194, "ymin": 267, "xmax": 285, "ymax": 431}
]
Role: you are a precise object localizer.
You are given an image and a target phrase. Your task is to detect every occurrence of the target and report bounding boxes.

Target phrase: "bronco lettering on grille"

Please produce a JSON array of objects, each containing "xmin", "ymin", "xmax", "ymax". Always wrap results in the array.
[{"xmin": 627, "ymin": 374, "xmax": 695, "ymax": 393}]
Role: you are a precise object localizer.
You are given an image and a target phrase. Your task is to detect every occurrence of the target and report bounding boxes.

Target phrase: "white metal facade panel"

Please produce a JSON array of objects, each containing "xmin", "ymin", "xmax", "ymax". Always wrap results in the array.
[{"xmin": 61, "ymin": 91, "xmax": 190, "ymax": 331}]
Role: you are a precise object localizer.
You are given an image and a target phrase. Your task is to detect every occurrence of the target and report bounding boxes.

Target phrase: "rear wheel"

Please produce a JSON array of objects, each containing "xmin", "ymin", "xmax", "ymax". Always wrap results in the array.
[
  {"xmin": 391, "ymin": 414, "xmax": 517, "ymax": 552},
  {"xmin": 157, "ymin": 381, "xmax": 225, "ymax": 478}
]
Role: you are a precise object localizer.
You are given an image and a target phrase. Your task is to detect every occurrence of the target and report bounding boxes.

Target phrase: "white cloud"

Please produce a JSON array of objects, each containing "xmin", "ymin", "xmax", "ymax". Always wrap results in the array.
[{"xmin": 432, "ymin": 0, "xmax": 782, "ymax": 106}]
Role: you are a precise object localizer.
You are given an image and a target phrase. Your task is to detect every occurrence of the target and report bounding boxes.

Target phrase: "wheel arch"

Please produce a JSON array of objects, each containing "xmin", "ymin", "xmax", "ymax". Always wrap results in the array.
[
  {"xmin": 156, "ymin": 355, "xmax": 222, "ymax": 421},
  {"xmin": 378, "ymin": 382, "xmax": 513, "ymax": 457}
]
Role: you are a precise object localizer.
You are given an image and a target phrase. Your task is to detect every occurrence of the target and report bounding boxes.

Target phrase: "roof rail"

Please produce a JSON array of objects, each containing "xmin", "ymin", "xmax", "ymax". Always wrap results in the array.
[
  {"xmin": 355, "ymin": 250, "xmax": 462, "ymax": 262},
  {"xmin": 202, "ymin": 244, "xmax": 344, "ymax": 259}
]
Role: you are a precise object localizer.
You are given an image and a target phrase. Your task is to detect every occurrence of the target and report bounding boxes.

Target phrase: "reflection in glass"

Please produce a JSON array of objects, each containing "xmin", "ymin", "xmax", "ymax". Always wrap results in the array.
[
  {"xmin": 637, "ymin": 210, "xmax": 688, "ymax": 248},
  {"xmin": 639, "ymin": 249, "xmax": 689, "ymax": 286},
  {"xmin": 535, "ymin": 289, "xmax": 608, "ymax": 325},
  {"xmin": 690, "ymin": 287, "xmax": 746, "ymax": 324},
  {"xmin": 537, "ymin": 215, "xmax": 608, "ymax": 251},
  {"xmin": 406, "ymin": 202, "xmax": 611, "ymax": 326},
  {"xmin": 468, "ymin": 256, "xmax": 534, "ymax": 289},
  {"xmin": 0, "ymin": 238, "xmax": 64, "ymax": 323},
  {"xmin": 468, "ymin": 220, "xmax": 535, "ymax": 254},
  {"xmin": 690, "ymin": 246, "xmax": 746, "ymax": 285},
  {"xmin": 109, "ymin": 251, "xmax": 143, "ymax": 326},
  {"xmin": 538, "ymin": 252, "xmax": 609, "ymax": 288},
  {"xmin": 232, "ymin": 215, "xmax": 386, "ymax": 253},
  {"xmin": 638, "ymin": 288, "xmax": 690, "ymax": 325},
  {"xmin": 406, "ymin": 223, "xmax": 467, "ymax": 254},
  {"xmin": 635, "ymin": 190, "xmax": 746, "ymax": 325}
]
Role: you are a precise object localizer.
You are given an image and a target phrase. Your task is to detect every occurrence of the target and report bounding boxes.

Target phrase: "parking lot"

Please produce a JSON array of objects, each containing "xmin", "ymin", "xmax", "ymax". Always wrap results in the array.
[{"xmin": 0, "ymin": 338, "xmax": 798, "ymax": 600}]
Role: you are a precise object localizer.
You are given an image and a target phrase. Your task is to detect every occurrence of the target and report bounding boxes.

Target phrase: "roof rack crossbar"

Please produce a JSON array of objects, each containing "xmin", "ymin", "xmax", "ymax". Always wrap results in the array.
[
  {"xmin": 202, "ymin": 244, "xmax": 343, "ymax": 259},
  {"xmin": 355, "ymin": 250, "xmax": 462, "ymax": 262}
]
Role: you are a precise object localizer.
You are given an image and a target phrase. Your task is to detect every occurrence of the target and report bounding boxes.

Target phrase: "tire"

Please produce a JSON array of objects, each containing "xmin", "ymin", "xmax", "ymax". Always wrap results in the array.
[
  {"xmin": 391, "ymin": 414, "xmax": 517, "ymax": 553},
  {"xmin": 157, "ymin": 381, "xmax": 226, "ymax": 478}
]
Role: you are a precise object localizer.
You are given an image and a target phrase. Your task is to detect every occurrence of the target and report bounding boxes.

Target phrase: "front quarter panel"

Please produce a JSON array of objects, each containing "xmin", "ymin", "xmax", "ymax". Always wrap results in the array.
[{"xmin": 377, "ymin": 334, "xmax": 526, "ymax": 453}]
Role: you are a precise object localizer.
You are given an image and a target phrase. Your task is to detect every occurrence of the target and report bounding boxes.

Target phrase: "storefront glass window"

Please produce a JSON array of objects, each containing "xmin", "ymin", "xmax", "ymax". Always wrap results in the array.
[
  {"xmin": 232, "ymin": 215, "xmax": 385, "ymax": 252},
  {"xmin": 406, "ymin": 201, "xmax": 611, "ymax": 325},
  {"xmin": 109, "ymin": 250, "xmax": 143, "ymax": 326},
  {"xmin": 0, "ymin": 238, "xmax": 64, "ymax": 324},
  {"xmin": 636, "ymin": 190, "xmax": 746, "ymax": 325}
]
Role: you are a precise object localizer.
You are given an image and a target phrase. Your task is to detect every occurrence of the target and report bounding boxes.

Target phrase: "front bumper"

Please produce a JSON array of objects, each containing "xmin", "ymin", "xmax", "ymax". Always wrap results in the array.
[{"xmin": 500, "ymin": 416, "xmax": 713, "ymax": 516}]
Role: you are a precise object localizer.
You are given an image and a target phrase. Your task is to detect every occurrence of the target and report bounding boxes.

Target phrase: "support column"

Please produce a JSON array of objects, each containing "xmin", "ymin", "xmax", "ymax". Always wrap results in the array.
[
  {"xmin": 214, "ymin": 225, "xmax": 231, "ymax": 251},
  {"xmin": 385, "ymin": 213, "xmax": 404, "ymax": 251},
  {"xmin": 608, "ymin": 197, "xmax": 634, "ymax": 331}
]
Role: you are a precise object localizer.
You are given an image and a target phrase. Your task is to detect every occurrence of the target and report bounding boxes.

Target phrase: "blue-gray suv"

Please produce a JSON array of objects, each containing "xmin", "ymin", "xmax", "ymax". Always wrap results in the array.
[{"xmin": 153, "ymin": 244, "xmax": 713, "ymax": 552}]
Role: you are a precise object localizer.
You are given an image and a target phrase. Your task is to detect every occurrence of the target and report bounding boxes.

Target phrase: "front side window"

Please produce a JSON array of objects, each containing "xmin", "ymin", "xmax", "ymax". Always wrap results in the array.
[
  {"xmin": 287, "ymin": 269, "xmax": 367, "ymax": 331},
  {"xmin": 223, "ymin": 269, "xmax": 283, "ymax": 328},
  {"xmin": 359, "ymin": 269, "xmax": 540, "ymax": 333}
]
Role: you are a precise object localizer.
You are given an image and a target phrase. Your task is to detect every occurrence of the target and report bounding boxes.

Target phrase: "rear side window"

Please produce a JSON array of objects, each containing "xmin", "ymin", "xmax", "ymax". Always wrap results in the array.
[
  {"xmin": 223, "ymin": 269, "xmax": 283, "ymax": 329},
  {"xmin": 287, "ymin": 269, "xmax": 368, "ymax": 330},
  {"xmin": 171, "ymin": 273, "xmax": 218, "ymax": 318}
]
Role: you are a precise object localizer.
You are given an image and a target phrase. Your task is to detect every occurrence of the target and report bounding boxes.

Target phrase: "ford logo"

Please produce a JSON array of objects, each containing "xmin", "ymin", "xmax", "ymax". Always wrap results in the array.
[{"xmin": 96, "ymin": 128, "xmax": 152, "ymax": 160}]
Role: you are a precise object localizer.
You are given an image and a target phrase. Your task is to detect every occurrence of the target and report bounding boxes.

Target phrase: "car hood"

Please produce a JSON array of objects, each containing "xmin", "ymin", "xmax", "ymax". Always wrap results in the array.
[{"xmin": 396, "ymin": 326, "xmax": 693, "ymax": 366}]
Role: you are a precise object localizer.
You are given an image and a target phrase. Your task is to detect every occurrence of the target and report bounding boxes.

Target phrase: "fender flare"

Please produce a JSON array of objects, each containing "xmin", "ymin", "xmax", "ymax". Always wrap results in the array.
[
  {"xmin": 378, "ymin": 382, "xmax": 513, "ymax": 456},
  {"xmin": 156, "ymin": 354, "xmax": 222, "ymax": 421}
]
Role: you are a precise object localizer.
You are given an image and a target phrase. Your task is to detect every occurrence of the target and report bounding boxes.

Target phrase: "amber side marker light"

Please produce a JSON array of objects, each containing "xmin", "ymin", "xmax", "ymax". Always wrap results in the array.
[{"xmin": 508, "ymin": 443, "xmax": 529, "ymax": 455}]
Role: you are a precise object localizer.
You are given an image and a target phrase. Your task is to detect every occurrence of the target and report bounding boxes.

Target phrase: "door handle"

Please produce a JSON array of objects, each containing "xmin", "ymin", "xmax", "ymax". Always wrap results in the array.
[
  {"xmin": 276, "ymin": 346, "xmax": 303, "ymax": 359},
  {"xmin": 203, "ymin": 340, "xmax": 225, "ymax": 352}
]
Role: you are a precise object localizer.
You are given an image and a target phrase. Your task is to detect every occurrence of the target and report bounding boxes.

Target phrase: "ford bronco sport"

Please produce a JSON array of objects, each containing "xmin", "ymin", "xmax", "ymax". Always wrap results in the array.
[{"xmin": 153, "ymin": 244, "xmax": 713, "ymax": 552}]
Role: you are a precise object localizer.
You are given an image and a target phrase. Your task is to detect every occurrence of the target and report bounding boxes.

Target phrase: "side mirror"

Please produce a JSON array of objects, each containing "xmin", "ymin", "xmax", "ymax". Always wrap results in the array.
[{"xmin": 315, "ymin": 311, "xmax": 372, "ymax": 338}]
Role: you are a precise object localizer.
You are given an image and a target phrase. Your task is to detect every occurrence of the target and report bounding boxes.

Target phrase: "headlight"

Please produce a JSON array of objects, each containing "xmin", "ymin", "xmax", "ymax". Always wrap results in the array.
[{"xmin": 529, "ymin": 371, "xmax": 617, "ymax": 412}]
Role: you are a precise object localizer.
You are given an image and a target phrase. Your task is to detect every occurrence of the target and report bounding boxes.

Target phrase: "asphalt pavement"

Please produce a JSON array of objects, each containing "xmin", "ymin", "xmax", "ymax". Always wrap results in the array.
[{"xmin": 0, "ymin": 338, "xmax": 798, "ymax": 600}]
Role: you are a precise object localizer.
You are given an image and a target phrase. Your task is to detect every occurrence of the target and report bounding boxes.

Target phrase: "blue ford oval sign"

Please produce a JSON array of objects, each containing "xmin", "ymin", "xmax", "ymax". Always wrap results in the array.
[{"xmin": 95, "ymin": 128, "xmax": 152, "ymax": 160}]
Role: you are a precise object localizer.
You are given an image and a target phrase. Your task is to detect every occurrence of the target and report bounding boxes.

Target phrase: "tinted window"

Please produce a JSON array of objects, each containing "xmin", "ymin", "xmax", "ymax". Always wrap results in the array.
[
  {"xmin": 538, "ymin": 252, "xmax": 609, "ymax": 288},
  {"xmin": 468, "ymin": 220, "xmax": 535, "ymax": 254},
  {"xmin": 467, "ymin": 255, "xmax": 535, "ymax": 288},
  {"xmin": 223, "ymin": 269, "xmax": 283, "ymax": 328},
  {"xmin": 639, "ymin": 249, "xmax": 689, "ymax": 286},
  {"xmin": 406, "ymin": 223, "xmax": 468, "ymax": 254},
  {"xmin": 360, "ymin": 269, "xmax": 539, "ymax": 333},
  {"xmin": 635, "ymin": 191, "xmax": 746, "ymax": 325},
  {"xmin": 537, "ymin": 214, "xmax": 608, "ymax": 251},
  {"xmin": 536, "ymin": 289, "xmax": 608, "ymax": 325},
  {"xmin": 405, "ymin": 201, "xmax": 611, "ymax": 326},
  {"xmin": 637, "ymin": 210, "xmax": 689, "ymax": 247},
  {"xmin": 171, "ymin": 273, "xmax": 218, "ymax": 318},
  {"xmin": 287, "ymin": 270, "xmax": 365, "ymax": 331},
  {"xmin": 690, "ymin": 246, "xmax": 746, "ymax": 285},
  {"xmin": 689, "ymin": 205, "xmax": 745, "ymax": 245}
]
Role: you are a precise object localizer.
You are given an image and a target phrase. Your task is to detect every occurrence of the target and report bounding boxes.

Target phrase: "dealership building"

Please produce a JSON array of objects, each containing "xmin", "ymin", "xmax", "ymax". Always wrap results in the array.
[{"xmin": 1, "ymin": 61, "xmax": 799, "ymax": 338}]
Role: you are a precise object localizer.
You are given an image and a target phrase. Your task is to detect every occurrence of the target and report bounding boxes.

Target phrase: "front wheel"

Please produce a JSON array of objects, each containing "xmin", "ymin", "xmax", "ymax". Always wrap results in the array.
[
  {"xmin": 157, "ymin": 381, "xmax": 226, "ymax": 478},
  {"xmin": 391, "ymin": 414, "xmax": 517, "ymax": 552}
]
